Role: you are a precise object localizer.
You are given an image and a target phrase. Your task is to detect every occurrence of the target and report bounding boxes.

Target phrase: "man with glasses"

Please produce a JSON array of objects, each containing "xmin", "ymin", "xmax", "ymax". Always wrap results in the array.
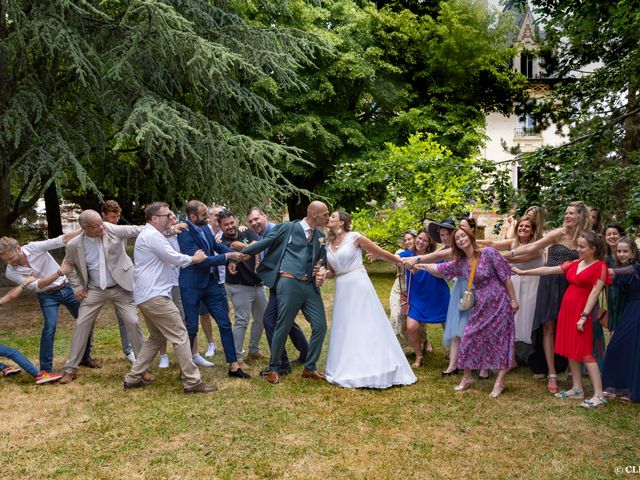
[
  {"xmin": 60, "ymin": 209, "xmax": 146, "ymax": 383},
  {"xmin": 0, "ymin": 230, "xmax": 97, "ymax": 377},
  {"xmin": 124, "ymin": 202, "xmax": 217, "ymax": 393},
  {"xmin": 177, "ymin": 200, "xmax": 251, "ymax": 379}
]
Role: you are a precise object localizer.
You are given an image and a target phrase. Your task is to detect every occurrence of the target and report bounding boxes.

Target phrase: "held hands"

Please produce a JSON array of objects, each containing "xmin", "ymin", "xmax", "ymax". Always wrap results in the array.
[
  {"xmin": 191, "ymin": 249, "xmax": 207, "ymax": 264},
  {"xmin": 228, "ymin": 263, "xmax": 238, "ymax": 275},
  {"xmin": 225, "ymin": 251, "xmax": 249, "ymax": 262},
  {"xmin": 511, "ymin": 266, "xmax": 524, "ymax": 275},
  {"xmin": 402, "ymin": 256, "xmax": 420, "ymax": 268},
  {"xmin": 315, "ymin": 267, "xmax": 327, "ymax": 287}
]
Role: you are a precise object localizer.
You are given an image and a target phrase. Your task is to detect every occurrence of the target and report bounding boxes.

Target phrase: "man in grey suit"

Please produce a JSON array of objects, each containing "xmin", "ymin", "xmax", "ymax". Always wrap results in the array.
[
  {"xmin": 60, "ymin": 209, "xmax": 146, "ymax": 383},
  {"xmin": 241, "ymin": 201, "xmax": 329, "ymax": 384}
]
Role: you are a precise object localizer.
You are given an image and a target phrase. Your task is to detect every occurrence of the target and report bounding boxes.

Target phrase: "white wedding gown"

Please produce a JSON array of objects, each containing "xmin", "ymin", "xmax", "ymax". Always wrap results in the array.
[{"xmin": 325, "ymin": 232, "xmax": 417, "ymax": 389}]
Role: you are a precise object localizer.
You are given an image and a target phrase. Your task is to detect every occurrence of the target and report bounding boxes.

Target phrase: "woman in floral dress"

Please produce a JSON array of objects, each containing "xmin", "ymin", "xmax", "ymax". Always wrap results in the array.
[{"xmin": 416, "ymin": 227, "xmax": 519, "ymax": 398}]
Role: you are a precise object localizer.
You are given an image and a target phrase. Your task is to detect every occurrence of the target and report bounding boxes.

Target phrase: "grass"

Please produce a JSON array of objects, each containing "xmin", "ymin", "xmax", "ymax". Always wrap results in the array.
[{"xmin": 1, "ymin": 261, "xmax": 638, "ymax": 479}]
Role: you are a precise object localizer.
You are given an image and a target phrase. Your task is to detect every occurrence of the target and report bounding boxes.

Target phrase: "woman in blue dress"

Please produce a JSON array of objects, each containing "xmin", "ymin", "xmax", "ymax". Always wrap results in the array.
[
  {"xmin": 603, "ymin": 237, "xmax": 640, "ymax": 402},
  {"xmin": 399, "ymin": 228, "xmax": 450, "ymax": 368}
]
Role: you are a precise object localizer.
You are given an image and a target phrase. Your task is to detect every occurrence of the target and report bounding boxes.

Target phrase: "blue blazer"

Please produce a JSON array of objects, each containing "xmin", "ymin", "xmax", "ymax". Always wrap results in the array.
[{"xmin": 177, "ymin": 220, "xmax": 234, "ymax": 289}]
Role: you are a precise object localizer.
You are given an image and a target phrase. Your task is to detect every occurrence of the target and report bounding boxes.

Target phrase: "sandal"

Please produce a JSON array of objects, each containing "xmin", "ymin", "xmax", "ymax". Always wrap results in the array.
[
  {"xmin": 547, "ymin": 374, "xmax": 559, "ymax": 393},
  {"xmin": 579, "ymin": 395, "xmax": 606, "ymax": 409},
  {"xmin": 454, "ymin": 377, "xmax": 475, "ymax": 391},
  {"xmin": 411, "ymin": 355, "xmax": 423, "ymax": 369},
  {"xmin": 555, "ymin": 388, "xmax": 584, "ymax": 399},
  {"xmin": 489, "ymin": 383, "xmax": 505, "ymax": 398},
  {"xmin": 620, "ymin": 396, "xmax": 632, "ymax": 403}
]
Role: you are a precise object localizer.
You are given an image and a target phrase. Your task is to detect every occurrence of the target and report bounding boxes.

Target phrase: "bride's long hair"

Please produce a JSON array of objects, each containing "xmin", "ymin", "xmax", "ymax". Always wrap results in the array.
[{"xmin": 326, "ymin": 210, "xmax": 352, "ymax": 243}]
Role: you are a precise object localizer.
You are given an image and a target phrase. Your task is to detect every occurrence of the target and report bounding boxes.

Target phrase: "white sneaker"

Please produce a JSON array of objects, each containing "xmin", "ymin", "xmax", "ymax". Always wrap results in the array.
[
  {"xmin": 192, "ymin": 354, "xmax": 214, "ymax": 367},
  {"xmin": 158, "ymin": 354, "xmax": 170, "ymax": 369},
  {"xmin": 205, "ymin": 343, "xmax": 216, "ymax": 358},
  {"xmin": 126, "ymin": 352, "xmax": 136, "ymax": 363}
]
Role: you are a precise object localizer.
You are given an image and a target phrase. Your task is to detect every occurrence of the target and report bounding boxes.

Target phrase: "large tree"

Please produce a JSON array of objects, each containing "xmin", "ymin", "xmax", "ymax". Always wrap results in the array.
[
  {"xmin": 245, "ymin": 0, "xmax": 525, "ymax": 216},
  {"xmin": 0, "ymin": 0, "xmax": 320, "ymax": 234},
  {"xmin": 516, "ymin": 0, "xmax": 640, "ymax": 228}
]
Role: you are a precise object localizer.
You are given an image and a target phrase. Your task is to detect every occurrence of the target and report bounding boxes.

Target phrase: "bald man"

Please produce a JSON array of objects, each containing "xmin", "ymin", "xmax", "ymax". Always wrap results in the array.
[
  {"xmin": 241, "ymin": 201, "xmax": 329, "ymax": 384},
  {"xmin": 60, "ymin": 209, "xmax": 146, "ymax": 383}
]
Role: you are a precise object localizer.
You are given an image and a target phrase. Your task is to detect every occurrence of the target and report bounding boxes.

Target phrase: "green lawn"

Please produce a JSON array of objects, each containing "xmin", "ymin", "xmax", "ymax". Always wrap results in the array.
[{"xmin": 0, "ymin": 262, "xmax": 638, "ymax": 479}]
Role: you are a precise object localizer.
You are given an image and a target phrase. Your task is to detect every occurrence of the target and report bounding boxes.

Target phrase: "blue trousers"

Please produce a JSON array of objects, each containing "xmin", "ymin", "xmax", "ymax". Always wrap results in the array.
[
  {"xmin": 37, "ymin": 285, "xmax": 94, "ymax": 372},
  {"xmin": 181, "ymin": 277, "xmax": 237, "ymax": 363},
  {"xmin": 0, "ymin": 343, "xmax": 40, "ymax": 377}
]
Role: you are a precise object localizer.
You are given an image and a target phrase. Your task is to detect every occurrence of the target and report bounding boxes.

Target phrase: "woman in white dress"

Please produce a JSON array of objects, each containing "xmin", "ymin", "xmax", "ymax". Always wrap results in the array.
[{"xmin": 321, "ymin": 211, "xmax": 417, "ymax": 389}]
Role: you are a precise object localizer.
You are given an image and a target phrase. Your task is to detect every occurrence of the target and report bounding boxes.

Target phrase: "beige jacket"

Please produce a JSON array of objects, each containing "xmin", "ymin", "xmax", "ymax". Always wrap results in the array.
[{"xmin": 64, "ymin": 223, "xmax": 143, "ymax": 293}]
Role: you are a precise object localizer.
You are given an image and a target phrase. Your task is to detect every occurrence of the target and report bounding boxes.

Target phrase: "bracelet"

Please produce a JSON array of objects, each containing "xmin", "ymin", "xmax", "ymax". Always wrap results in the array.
[
  {"xmin": 19, "ymin": 283, "xmax": 27, "ymax": 290},
  {"xmin": 510, "ymin": 250, "xmax": 516, "ymax": 258},
  {"xmin": 580, "ymin": 312, "xmax": 588, "ymax": 318},
  {"xmin": 57, "ymin": 269, "xmax": 64, "ymax": 277}
]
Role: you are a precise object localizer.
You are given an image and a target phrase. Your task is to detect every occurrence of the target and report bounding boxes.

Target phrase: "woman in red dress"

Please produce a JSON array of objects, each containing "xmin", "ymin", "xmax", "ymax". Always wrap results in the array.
[{"xmin": 513, "ymin": 232, "xmax": 610, "ymax": 408}]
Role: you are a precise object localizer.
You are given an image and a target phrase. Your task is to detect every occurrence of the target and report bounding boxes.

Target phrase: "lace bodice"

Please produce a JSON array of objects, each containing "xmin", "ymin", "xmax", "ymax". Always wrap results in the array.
[{"xmin": 327, "ymin": 232, "xmax": 363, "ymax": 275}]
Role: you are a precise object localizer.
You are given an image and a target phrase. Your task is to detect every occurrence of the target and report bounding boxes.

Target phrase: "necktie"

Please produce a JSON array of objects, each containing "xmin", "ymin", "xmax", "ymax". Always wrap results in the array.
[
  {"xmin": 307, "ymin": 228, "xmax": 314, "ymax": 242},
  {"xmin": 98, "ymin": 238, "xmax": 107, "ymax": 289}
]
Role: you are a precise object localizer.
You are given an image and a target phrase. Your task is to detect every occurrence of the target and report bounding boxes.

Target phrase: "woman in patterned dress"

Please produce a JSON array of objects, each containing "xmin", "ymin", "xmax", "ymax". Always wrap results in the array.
[{"xmin": 416, "ymin": 227, "xmax": 519, "ymax": 398}]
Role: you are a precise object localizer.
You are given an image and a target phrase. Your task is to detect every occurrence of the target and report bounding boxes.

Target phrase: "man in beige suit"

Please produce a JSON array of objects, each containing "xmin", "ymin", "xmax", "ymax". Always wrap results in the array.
[{"xmin": 60, "ymin": 209, "xmax": 146, "ymax": 383}]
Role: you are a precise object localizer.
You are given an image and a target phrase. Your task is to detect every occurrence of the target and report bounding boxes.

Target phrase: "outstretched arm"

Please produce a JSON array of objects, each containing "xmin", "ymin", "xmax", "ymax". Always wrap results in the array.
[
  {"xmin": 355, "ymin": 235, "xmax": 401, "ymax": 265},
  {"xmin": 508, "ymin": 228, "xmax": 563, "ymax": 257},
  {"xmin": 403, "ymin": 248, "xmax": 451, "ymax": 267},
  {"xmin": 478, "ymin": 238, "xmax": 513, "ymax": 250},
  {"xmin": 511, "ymin": 265, "xmax": 563, "ymax": 276},
  {"xmin": 415, "ymin": 263, "xmax": 444, "ymax": 278}
]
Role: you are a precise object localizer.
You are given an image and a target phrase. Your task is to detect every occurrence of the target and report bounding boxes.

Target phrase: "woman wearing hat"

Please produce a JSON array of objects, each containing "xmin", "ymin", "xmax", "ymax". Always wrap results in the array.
[{"xmin": 399, "ymin": 227, "xmax": 451, "ymax": 367}]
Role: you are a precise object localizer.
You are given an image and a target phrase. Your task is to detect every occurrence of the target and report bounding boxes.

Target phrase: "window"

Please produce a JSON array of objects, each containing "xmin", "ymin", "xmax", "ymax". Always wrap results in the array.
[{"xmin": 520, "ymin": 51, "xmax": 536, "ymax": 78}]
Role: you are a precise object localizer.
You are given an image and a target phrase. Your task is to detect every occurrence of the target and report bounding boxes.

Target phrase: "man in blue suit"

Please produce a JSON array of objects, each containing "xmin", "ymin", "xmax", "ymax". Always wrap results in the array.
[
  {"xmin": 177, "ymin": 200, "xmax": 250, "ymax": 379},
  {"xmin": 242, "ymin": 201, "xmax": 329, "ymax": 384}
]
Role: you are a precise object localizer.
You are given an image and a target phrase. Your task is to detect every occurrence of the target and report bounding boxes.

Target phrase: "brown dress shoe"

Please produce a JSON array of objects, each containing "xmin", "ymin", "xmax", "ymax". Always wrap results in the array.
[
  {"xmin": 183, "ymin": 382, "xmax": 218, "ymax": 394},
  {"xmin": 123, "ymin": 380, "xmax": 146, "ymax": 390},
  {"xmin": 301, "ymin": 369, "xmax": 326, "ymax": 380},
  {"xmin": 79, "ymin": 358, "xmax": 102, "ymax": 369},
  {"xmin": 248, "ymin": 352, "xmax": 266, "ymax": 361},
  {"xmin": 142, "ymin": 371, "xmax": 155, "ymax": 383},
  {"xmin": 59, "ymin": 373, "xmax": 77, "ymax": 384},
  {"xmin": 267, "ymin": 371, "xmax": 280, "ymax": 384}
]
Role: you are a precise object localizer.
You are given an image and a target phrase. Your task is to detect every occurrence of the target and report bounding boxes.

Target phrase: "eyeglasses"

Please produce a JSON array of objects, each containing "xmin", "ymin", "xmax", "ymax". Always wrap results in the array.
[{"xmin": 153, "ymin": 213, "xmax": 172, "ymax": 218}]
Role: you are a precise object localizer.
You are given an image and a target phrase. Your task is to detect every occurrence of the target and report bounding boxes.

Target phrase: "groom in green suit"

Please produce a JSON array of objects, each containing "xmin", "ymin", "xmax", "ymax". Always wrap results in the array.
[{"xmin": 241, "ymin": 201, "xmax": 330, "ymax": 384}]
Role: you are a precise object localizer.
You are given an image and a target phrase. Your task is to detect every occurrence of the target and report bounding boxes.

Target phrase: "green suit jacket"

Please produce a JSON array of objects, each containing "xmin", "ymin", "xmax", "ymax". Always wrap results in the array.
[{"xmin": 242, "ymin": 221, "xmax": 326, "ymax": 288}]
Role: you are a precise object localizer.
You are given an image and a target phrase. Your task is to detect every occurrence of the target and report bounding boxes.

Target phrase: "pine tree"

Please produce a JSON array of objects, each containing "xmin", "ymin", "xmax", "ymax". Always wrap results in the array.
[{"xmin": 0, "ymin": 0, "xmax": 321, "ymax": 234}]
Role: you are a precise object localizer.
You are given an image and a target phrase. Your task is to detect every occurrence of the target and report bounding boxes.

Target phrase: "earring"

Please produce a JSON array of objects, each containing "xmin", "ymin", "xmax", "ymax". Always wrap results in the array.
[{"xmin": 337, "ymin": 227, "xmax": 343, "ymax": 235}]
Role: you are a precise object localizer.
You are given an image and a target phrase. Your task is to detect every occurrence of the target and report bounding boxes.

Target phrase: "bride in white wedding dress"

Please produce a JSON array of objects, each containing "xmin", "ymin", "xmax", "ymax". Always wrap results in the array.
[{"xmin": 321, "ymin": 211, "xmax": 417, "ymax": 389}]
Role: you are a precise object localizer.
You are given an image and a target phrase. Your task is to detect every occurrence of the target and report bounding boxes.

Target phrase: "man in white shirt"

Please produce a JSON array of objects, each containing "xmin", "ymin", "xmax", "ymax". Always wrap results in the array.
[
  {"xmin": 0, "ymin": 231, "xmax": 97, "ymax": 375},
  {"xmin": 123, "ymin": 202, "xmax": 217, "ymax": 394},
  {"xmin": 60, "ymin": 210, "xmax": 145, "ymax": 383}
]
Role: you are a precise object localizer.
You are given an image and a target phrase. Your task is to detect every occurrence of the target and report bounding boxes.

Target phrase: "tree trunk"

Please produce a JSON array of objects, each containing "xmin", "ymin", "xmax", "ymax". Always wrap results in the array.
[{"xmin": 44, "ymin": 182, "xmax": 63, "ymax": 237}]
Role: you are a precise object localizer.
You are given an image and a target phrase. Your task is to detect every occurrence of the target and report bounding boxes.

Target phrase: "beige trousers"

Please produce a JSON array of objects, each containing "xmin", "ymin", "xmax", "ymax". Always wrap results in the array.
[
  {"xmin": 64, "ymin": 285, "xmax": 144, "ymax": 374},
  {"xmin": 125, "ymin": 296, "xmax": 202, "ymax": 388}
]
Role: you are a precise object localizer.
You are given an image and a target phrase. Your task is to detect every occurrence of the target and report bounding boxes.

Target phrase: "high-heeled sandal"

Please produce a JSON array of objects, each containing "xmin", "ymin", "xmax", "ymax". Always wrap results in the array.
[
  {"xmin": 441, "ymin": 368, "xmax": 459, "ymax": 376},
  {"xmin": 489, "ymin": 384, "xmax": 505, "ymax": 398},
  {"xmin": 547, "ymin": 373, "xmax": 559, "ymax": 393},
  {"xmin": 454, "ymin": 377, "xmax": 474, "ymax": 391},
  {"xmin": 411, "ymin": 355, "xmax": 423, "ymax": 369}
]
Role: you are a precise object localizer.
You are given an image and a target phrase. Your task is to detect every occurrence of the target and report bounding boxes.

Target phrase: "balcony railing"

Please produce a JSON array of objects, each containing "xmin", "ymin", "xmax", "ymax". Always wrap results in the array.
[{"xmin": 514, "ymin": 128, "xmax": 542, "ymax": 138}]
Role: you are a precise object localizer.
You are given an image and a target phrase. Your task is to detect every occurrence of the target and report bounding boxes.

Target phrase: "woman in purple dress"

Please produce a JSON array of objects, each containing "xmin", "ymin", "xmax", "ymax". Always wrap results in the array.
[{"xmin": 417, "ymin": 227, "xmax": 519, "ymax": 397}]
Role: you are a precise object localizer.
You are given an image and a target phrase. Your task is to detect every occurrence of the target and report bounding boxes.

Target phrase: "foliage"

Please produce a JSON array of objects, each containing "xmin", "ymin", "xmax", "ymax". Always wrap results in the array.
[
  {"xmin": 516, "ymin": 0, "xmax": 640, "ymax": 230},
  {"xmin": 336, "ymin": 133, "xmax": 503, "ymax": 248},
  {"xmin": 243, "ymin": 0, "xmax": 525, "ymax": 216},
  {"xmin": 0, "ymin": 0, "xmax": 321, "ymax": 232}
]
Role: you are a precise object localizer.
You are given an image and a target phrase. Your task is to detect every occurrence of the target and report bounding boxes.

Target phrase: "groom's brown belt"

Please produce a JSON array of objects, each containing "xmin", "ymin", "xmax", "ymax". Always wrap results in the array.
[{"xmin": 279, "ymin": 272, "xmax": 309, "ymax": 282}]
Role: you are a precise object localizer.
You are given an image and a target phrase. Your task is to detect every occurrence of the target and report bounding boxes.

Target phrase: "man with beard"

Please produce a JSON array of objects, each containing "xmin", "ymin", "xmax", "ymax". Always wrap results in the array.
[
  {"xmin": 218, "ymin": 209, "xmax": 266, "ymax": 367},
  {"xmin": 177, "ymin": 200, "xmax": 251, "ymax": 379}
]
